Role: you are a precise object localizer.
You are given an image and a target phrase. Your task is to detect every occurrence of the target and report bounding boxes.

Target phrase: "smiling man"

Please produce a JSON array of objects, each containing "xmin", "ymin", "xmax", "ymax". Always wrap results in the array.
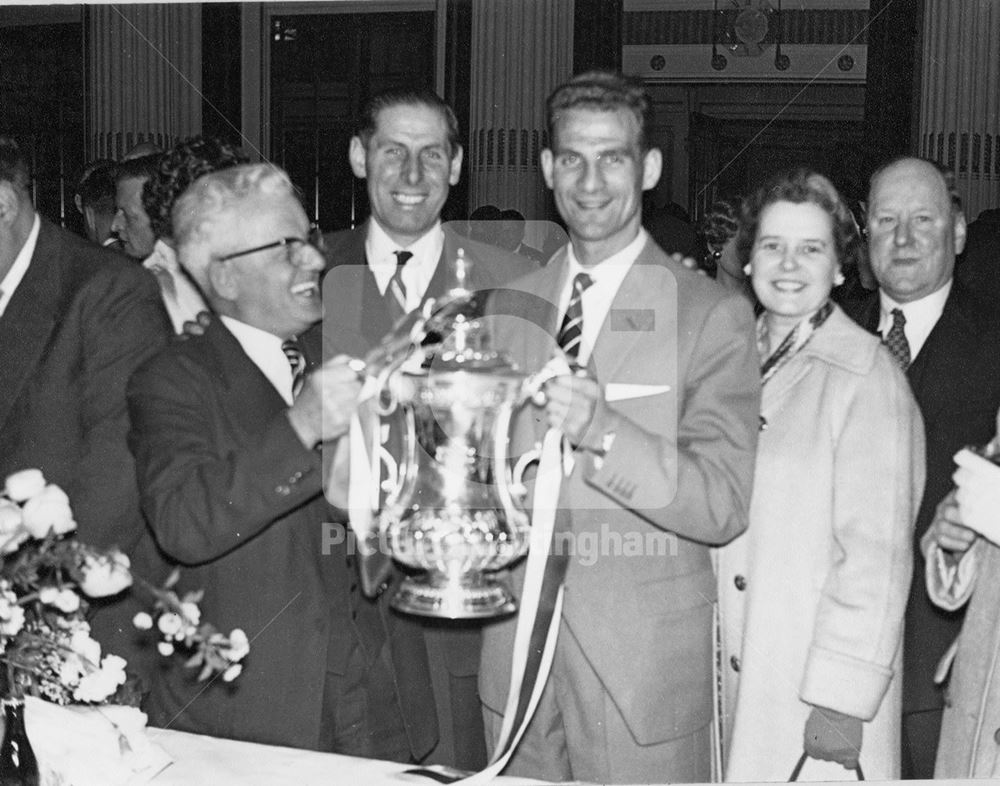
[
  {"xmin": 843, "ymin": 156, "xmax": 1000, "ymax": 778},
  {"xmin": 126, "ymin": 163, "xmax": 435, "ymax": 759},
  {"xmin": 318, "ymin": 87, "xmax": 537, "ymax": 770},
  {"xmin": 321, "ymin": 87, "xmax": 534, "ymax": 358},
  {"xmin": 478, "ymin": 71, "xmax": 759, "ymax": 784}
]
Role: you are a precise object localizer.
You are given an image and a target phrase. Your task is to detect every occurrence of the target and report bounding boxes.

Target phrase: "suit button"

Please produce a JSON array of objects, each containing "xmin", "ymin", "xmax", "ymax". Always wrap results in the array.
[
  {"xmin": 730, "ymin": 655, "xmax": 741, "ymax": 672},
  {"xmin": 759, "ymin": 416, "xmax": 768, "ymax": 431},
  {"xmin": 734, "ymin": 575, "xmax": 747, "ymax": 591},
  {"xmin": 275, "ymin": 484, "xmax": 291, "ymax": 496}
]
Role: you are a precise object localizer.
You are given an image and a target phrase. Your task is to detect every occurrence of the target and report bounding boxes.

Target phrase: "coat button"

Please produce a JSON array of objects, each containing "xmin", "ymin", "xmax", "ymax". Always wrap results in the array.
[
  {"xmin": 730, "ymin": 655, "xmax": 741, "ymax": 672},
  {"xmin": 994, "ymin": 727, "xmax": 1000, "ymax": 745},
  {"xmin": 759, "ymin": 416, "xmax": 768, "ymax": 431},
  {"xmin": 734, "ymin": 575, "xmax": 747, "ymax": 591}
]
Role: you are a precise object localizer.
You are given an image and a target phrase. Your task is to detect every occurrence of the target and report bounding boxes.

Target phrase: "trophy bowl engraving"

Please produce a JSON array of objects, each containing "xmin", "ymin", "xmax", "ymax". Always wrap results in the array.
[{"xmin": 380, "ymin": 364, "xmax": 530, "ymax": 619}]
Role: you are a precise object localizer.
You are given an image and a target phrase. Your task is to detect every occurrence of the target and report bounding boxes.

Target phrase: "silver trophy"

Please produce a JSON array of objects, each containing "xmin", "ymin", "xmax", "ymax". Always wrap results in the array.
[{"xmin": 367, "ymin": 252, "xmax": 531, "ymax": 618}]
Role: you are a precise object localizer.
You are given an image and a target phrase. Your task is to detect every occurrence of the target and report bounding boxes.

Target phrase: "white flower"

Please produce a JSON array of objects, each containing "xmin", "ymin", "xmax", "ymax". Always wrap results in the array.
[
  {"xmin": 0, "ymin": 601, "xmax": 25, "ymax": 637},
  {"xmin": 21, "ymin": 484, "xmax": 76, "ymax": 538},
  {"xmin": 222, "ymin": 663, "xmax": 243, "ymax": 682},
  {"xmin": 39, "ymin": 586, "xmax": 81, "ymax": 614},
  {"xmin": 78, "ymin": 551, "xmax": 132, "ymax": 598},
  {"xmin": 157, "ymin": 641, "xmax": 174, "ymax": 657},
  {"xmin": 180, "ymin": 601, "xmax": 201, "ymax": 628},
  {"xmin": 69, "ymin": 630, "xmax": 102, "ymax": 667},
  {"xmin": 0, "ymin": 500, "xmax": 28, "ymax": 555},
  {"xmin": 4, "ymin": 469, "xmax": 46, "ymax": 502},
  {"xmin": 72, "ymin": 655, "xmax": 127, "ymax": 703},
  {"xmin": 59, "ymin": 656, "xmax": 85, "ymax": 687},
  {"xmin": 157, "ymin": 612, "xmax": 183, "ymax": 639},
  {"xmin": 222, "ymin": 628, "xmax": 250, "ymax": 662},
  {"xmin": 132, "ymin": 612, "xmax": 153, "ymax": 630}
]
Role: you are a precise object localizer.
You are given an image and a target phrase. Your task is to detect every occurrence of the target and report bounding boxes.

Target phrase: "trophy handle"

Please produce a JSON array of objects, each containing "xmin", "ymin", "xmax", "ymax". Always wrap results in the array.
[{"xmin": 377, "ymin": 404, "xmax": 418, "ymax": 530}]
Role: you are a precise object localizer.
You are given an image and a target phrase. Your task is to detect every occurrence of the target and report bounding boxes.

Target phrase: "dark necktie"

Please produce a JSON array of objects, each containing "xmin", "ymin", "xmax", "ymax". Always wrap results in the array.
[
  {"xmin": 282, "ymin": 338, "xmax": 306, "ymax": 398},
  {"xmin": 557, "ymin": 272, "xmax": 593, "ymax": 366},
  {"xmin": 387, "ymin": 250, "xmax": 413, "ymax": 323},
  {"xmin": 883, "ymin": 308, "xmax": 911, "ymax": 369}
]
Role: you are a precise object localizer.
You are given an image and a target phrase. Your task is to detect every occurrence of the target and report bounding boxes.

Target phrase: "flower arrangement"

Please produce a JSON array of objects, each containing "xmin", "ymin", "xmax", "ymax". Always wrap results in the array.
[{"xmin": 0, "ymin": 469, "xmax": 248, "ymax": 705}]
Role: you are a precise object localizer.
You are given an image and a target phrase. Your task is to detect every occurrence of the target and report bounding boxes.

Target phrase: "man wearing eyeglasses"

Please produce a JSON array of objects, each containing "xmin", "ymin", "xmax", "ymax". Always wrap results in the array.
[{"xmin": 126, "ymin": 163, "xmax": 437, "ymax": 759}]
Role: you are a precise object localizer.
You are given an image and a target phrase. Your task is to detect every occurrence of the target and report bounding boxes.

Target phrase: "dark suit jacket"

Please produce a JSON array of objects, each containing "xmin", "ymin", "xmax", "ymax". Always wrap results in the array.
[
  {"xmin": 313, "ymin": 220, "xmax": 535, "ymax": 768},
  {"xmin": 480, "ymin": 238, "xmax": 760, "ymax": 753},
  {"xmin": 320, "ymin": 221, "xmax": 537, "ymax": 358},
  {"xmin": 0, "ymin": 218, "xmax": 171, "ymax": 670},
  {"xmin": 127, "ymin": 318, "xmax": 436, "ymax": 757},
  {"xmin": 843, "ymin": 282, "xmax": 1000, "ymax": 714}
]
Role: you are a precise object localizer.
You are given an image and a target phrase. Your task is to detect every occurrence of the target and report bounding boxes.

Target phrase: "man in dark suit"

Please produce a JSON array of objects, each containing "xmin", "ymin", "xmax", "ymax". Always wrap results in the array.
[
  {"xmin": 842, "ymin": 156, "xmax": 1000, "ymax": 779},
  {"xmin": 0, "ymin": 136, "xmax": 171, "ymax": 677},
  {"xmin": 319, "ymin": 87, "xmax": 536, "ymax": 770},
  {"xmin": 127, "ymin": 163, "xmax": 436, "ymax": 758},
  {"xmin": 479, "ymin": 71, "xmax": 759, "ymax": 784}
]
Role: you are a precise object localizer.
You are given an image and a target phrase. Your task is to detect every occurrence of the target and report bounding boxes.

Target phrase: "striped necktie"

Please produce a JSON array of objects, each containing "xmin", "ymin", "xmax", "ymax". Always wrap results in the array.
[
  {"xmin": 557, "ymin": 272, "xmax": 593, "ymax": 367},
  {"xmin": 282, "ymin": 338, "xmax": 306, "ymax": 398},
  {"xmin": 387, "ymin": 250, "xmax": 413, "ymax": 322},
  {"xmin": 883, "ymin": 308, "xmax": 911, "ymax": 369}
]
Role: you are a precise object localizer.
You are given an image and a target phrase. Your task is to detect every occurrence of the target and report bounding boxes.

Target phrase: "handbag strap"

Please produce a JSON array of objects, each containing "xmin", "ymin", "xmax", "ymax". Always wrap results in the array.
[{"xmin": 789, "ymin": 752, "xmax": 865, "ymax": 781}]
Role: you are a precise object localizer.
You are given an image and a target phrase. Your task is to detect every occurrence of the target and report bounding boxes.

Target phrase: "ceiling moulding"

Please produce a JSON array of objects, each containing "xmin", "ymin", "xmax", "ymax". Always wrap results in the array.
[
  {"xmin": 624, "ymin": 0, "xmax": 869, "ymax": 10},
  {"xmin": 625, "ymin": 43, "xmax": 866, "ymax": 82}
]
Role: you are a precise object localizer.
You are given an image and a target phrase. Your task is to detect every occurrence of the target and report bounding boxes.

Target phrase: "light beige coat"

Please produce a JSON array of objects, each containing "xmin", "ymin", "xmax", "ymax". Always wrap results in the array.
[{"xmin": 717, "ymin": 306, "xmax": 925, "ymax": 782}]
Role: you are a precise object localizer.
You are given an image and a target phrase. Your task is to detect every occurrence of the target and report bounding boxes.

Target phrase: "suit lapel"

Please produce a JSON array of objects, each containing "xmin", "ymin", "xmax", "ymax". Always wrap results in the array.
[
  {"xmin": 907, "ymin": 283, "xmax": 979, "ymax": 420},
  {"xmin": 0, "ymin": 222, "xmax": 66, "ymax": 433},
  {"xmin": 206, "ymin": 318, "xmax": 289, "ymax": 424},
  {"xmin": 589, "ymin": 244, "xmax": 674, "ymax": 386}
]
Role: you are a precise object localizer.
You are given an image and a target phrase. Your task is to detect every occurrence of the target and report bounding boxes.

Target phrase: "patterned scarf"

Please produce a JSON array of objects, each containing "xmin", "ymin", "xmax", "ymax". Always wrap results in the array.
[{"xmin": 758, "ymin": 300, "xmax": 834, "ymax": 386}]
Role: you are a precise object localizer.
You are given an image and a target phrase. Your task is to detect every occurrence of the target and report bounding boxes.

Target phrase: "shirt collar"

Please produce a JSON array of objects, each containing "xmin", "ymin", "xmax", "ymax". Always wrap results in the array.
[
  {"xmin": 365, "ymin": 218, "xmax": 444, "ymax": 302},
  {"xmin": 565, "ymin": 227, "xmax": 647, "ymax": 289},
  {"xmin": 219, "ymin": 315, "xmax": 297, "ymax": 405},
  {"xmin": 0, "ymin": 213, "xmax": 41, "ymax": 318},
  {"xmin": 878, "ymin": 279, "xmax": 952, "ymax": 332}
]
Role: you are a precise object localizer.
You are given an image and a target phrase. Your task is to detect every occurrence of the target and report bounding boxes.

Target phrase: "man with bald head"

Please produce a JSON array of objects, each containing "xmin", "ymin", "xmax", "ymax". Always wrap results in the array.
[{"xmin": 844, "ymin": 156, "xmax": 1000, "ymax": 778}]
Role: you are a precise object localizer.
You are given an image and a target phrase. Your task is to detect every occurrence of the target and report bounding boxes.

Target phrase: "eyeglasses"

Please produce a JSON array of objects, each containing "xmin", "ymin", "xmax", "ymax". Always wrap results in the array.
[{"xmin": 216, "ymin": 223, "xmax": 326, "ymax": 263}]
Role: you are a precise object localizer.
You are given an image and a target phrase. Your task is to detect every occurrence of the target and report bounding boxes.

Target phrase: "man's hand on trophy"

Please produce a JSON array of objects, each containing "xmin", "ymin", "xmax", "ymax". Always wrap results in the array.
[
  {"xmin": 287, "ymin": 356, "xmax": 364, "ymax": 448},
  {"xmin": 543, "ymin": 372, "xmax": 601, "ymax": 445}
]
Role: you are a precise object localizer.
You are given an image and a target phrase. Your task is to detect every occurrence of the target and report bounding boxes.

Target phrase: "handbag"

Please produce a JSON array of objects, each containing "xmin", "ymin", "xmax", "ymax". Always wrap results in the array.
[{"xmin": 789, "ymin": 751, "xmax": 864, "ymax": 781}]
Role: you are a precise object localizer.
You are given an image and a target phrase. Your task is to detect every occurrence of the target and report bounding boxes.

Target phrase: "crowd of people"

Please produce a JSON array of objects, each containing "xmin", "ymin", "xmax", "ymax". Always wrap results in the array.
[{"xmin": 1, "ymin": 68, "xmax": 999, "ymax": 783}]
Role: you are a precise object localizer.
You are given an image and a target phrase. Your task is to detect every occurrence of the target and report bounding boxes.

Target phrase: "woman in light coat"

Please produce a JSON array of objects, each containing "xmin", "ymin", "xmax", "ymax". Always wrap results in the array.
[
  {"xmin": 716, "ymin": 169, "xmax": 925, "ymax": 781},
  {"xmin": 923, "ymin": 407, "xmax": 1000, "ymax": 777}
]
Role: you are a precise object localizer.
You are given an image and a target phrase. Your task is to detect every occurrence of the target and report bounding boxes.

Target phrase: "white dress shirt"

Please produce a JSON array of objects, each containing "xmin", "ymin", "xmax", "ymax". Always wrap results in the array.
[
  {"xmin": 558, "ymin": 229, "xmax": 648, "ymax": 366},
  {"xmin": 365, "ymin": 219, "xmax": 444, "ymax": 312},
  {"xmin": 220, "ymin": 316, "xmax": 298, "ymax": 406},
  {"xmin": 0, "ymin": 213, "xmax": 40, "ymax": 318},
  {"xmin": 878, "ymin": 279, "xmax": 952, "ymax": 361},
  {"xmin": 144, "ymin": 239, "xmax": 209, "ymax": 333}
]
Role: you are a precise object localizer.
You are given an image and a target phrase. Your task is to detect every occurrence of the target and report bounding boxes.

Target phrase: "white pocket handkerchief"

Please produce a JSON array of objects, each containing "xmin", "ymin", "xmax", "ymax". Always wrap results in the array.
[{"xmin": 605, "ymin": 383, "xmax": 671, "ymax": 402}]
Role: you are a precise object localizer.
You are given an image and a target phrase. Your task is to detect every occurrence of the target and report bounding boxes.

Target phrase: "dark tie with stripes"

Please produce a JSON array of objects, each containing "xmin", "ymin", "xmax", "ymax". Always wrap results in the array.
[
  {"xmin": 883, "ymin": 308, "xmax": 911, "ymax": 369},
  {"xmin": 282, "ymin": 338, "xmax": 306, "ymax": 398},
  {"xmin": 387, "ymin": 250, "xmax": 413, "ymax": 323},
  {"xmin": 557, "ymin": 272, "xmax": 593, "ymax": 367}
]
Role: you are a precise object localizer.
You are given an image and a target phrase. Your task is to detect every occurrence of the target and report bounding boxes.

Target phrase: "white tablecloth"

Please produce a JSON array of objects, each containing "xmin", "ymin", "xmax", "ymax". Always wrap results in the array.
[{"xmin": 147, "ymin": 727, "xmax": 555, "ymax": 786}]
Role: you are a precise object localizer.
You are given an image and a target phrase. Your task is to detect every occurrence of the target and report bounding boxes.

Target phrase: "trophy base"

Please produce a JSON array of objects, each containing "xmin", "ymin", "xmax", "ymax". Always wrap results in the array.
[{"xmin": 391, "ymin": 573, "xmax": 517, "ymax": 619}]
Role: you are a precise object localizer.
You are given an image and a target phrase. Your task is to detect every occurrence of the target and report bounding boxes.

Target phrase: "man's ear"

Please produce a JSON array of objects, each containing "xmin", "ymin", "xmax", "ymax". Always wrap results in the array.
[
  {"xmin": 641, "ymin": 148, "xmax": 663, "ymax": 192},
  {"xmin": 540, "ymin": 149, "xmax": 554, "ymax": 189},
  {"xmin": 0, "ymin": 182, "xmax": 21, "ymax": 225},
  {"xmin": 208, "ymin": 260, "xmax": 239, "ymax": 301},
  {"xmin": 448, "ymin": 145, "xmax": 463, "ymax": 186},
  {"xmin": 953, "ymin": 212, "xmax": 968, "ymax": 256},
  {"xmin": 348, "ymin": 137, "xmax": 368, "ymax": 180}
]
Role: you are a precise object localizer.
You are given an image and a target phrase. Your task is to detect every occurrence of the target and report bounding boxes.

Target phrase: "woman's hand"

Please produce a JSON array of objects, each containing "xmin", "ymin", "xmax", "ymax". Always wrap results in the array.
[
  {"xmin": 803, "ymin": 705, "xmax": 862, "ymax": 769},
  {"xmin": 951, "ymin": 447, "xmax": 1000, "ymax": 547}
]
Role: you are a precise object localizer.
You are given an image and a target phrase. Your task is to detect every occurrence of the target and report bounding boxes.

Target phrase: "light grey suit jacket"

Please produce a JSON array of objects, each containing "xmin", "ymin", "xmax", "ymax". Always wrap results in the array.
[{"xmin": 480, "ymin": 236, "xmax": 760, "ymax": 748}]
